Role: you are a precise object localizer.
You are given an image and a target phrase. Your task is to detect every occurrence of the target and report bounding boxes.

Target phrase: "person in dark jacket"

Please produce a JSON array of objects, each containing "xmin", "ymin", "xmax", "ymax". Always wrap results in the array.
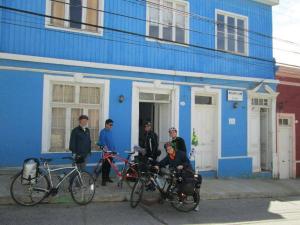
[
  {"xmin": 69, "ymin": 115, "xmax": 91, "ymax": 170},
  {"xmin": 169, "ymin": 127, "xmax": 187, "ymax": 153},
  {"xmin": 139, "ymin": 121, "xmax": 160, "ymax": 161},
  {"xmin": 157, "ymin": 142, "xmax": 192, "ymax": 172},
  {"xmin": 98, "ymin": 119, "xmax": 115, "ymax": 186}
]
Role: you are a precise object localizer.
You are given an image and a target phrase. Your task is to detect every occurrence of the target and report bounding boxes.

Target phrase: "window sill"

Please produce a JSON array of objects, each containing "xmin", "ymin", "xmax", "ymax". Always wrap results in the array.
[
  {"xmin": 216, "ymin": 48, "xmax": 249, "ymax": 57},
  {"xmin": 45, "ymin": 24, "xmax": 103, "ymax": 37},
  {"xmin": 146, "ymin": 37, "xmax": 190, "ymax": 48}
]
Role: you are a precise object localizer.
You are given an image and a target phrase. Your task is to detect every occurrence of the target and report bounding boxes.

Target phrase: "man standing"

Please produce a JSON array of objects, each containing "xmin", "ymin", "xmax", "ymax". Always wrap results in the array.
[
  {"xmin": 69, "ymin": 115, "xmax": 91, "ymax": 170},
  {"xmin": 169, "ymin": 127, "xmax": 187, "ymax": 153},
  {"xmin": 99, "ymin": 119, "xmax": 115, "ymax": 186},
  {"xmin": 139, "ymin": 121, "xmax": 160, "ymax": 161}
]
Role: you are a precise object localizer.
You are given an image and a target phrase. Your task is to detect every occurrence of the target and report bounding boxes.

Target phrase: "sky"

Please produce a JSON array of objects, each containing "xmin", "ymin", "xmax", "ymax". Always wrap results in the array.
[{"xmin": 273, "ymin": 0, "xmax": 300, "ymax": 67}]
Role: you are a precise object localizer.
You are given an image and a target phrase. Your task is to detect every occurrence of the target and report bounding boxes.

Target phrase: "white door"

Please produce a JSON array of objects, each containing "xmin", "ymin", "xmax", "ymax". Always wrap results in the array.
[
  {"xmin": 249, "ymin": 107, "xmax": 261, "ymax": 172},
  {"xmin": 193, "ymin": 95, "xmax": 217, "ymax": 171},
  {"xmin": 260, "ymin": 109, "xmax": 269, "ymax": 170},
  {"xmin": 278, "ymin": 118, "xmax": 293, "ymax": 179}
]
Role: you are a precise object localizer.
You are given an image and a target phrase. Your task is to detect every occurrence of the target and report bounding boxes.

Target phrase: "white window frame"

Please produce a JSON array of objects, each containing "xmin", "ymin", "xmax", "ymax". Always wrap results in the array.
[
  {"xmin": 215, "ymin": 9, "xmax": 249, "ymax": 56},
  {"xmin": 42, "ymin": 74, "xmax": 110, "ymax": 153},
  {"xmin": 45, "ymin": 0, "xmax": 104, "ymax": 36},
  {"xmin": 146, "ymin": 0, "xmax": 190, "ymax": 45}
]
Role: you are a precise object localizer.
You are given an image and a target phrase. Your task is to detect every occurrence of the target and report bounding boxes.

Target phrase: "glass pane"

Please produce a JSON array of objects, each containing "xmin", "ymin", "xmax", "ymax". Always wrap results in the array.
[
  {"xmin": 155, "ymin": 94, "xmax": 170, "ymax": 101},
  {"xmin": 51, "ymin": 0, "xmax": 65, "ymax": 27},
  {"xmin": 162, "ymin": 1, "xmax": 173, "ymax": 41},
  {"xmin": 71, "ymin": 108, "xmax": 83, "ymax": 129},
  {"xmin": 237, "ymin": 19, "xmax": 245, "ymax": 53},
  {"xmin": 52, "ymin": 84, "xmax": 64, "ymax": 102},
  {"xmin": 149, "ymin": 25, "xmax": 159, "ymax": 38},
  {"xmin": 175, "ymin": 4, "xmax": 186, "ymax": 43},
  {"xmin": 217, "ymin": 31, "xmax": 225, "ymax": 50},
  {"xmin": 69, "ymin": 0, "xmax": 82, "ymax": 29},
  {"xmin": 175, "ymin": 27, "xmax": 185, "ymax": 43},
  {"xmin": 139, "ymin": 92, "xmax": 154, "ymax": 101},
  {"xmin": 80, "ymin": 87, "xmax": 100, "ymax": 104},
  {"xmin": 195, "ymin": 96, "xmax": 212, "ymax": 105},
  {"xmin": 50, "ymin": 108, "xmax": 66, "ymax": 152},
  {"xmin": 259, "ymin": 99, "xmax": 264, "ymax": 106},
  {"xmin": 217, "ymin": 14, "xmax": 225, "ymax": 32},
  {"xmin": 227, "ymin": 17, "xmax": 235, "ymax": 52},
  {"xmin": 64, "ymin": 85, "xmax": 75, "ymax": 103},
  {"xmin": 88, "ymin": 109, "xmax": 100, "ymax": 150},
  {"xmin": 149, "ymin": 0, "xmax": 159, "ymax": 38},
  {"xmin": 86, "ymin": 0, "xmax": 98, "ymax": 32}
]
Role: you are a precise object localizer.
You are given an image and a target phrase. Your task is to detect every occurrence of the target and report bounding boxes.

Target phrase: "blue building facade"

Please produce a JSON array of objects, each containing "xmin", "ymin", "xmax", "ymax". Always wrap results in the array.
[{"xmin": 0, "ymin": 0, "xmax": 280, "ymax": 177}]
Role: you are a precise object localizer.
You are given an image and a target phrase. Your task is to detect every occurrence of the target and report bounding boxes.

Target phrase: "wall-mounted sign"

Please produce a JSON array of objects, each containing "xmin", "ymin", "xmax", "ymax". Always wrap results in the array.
[
  {"xmin": 229, "ymin": 118, "xmax": 236, "ymax": 125},
  {"xmin": 228, "ymin": 90, "xmax": 243, "ymax": 101}
]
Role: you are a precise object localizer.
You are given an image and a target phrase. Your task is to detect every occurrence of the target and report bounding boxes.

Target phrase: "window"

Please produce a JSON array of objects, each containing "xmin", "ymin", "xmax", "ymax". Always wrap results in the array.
[
  {"xmin": 195, "ymin": 96, "xmax": 213, "ymax": 105},
  {"xmin": 49, "ymin": 83, "xmax": 101, "ymax": 152},
  {"xmin": 147, "ymin": 0, "xmax": 189, "ymax": 44},
  {"xmin": 279, "ymin": 118, "xmax": 290, "ymax": 126},
  {"xmin": 251, "ymin": 98, "xmax": 270, "ymax": 107},
  {"xmin": 216, "ymin": 10, "xmax": 248, "ymax": 55},
  {"xmin": 47, "ymin": 0, "xmax": 103, "ymax": 34},
  {"xmin": 139, "ymin": 92, "xmax": 171, "ymax": 103}
]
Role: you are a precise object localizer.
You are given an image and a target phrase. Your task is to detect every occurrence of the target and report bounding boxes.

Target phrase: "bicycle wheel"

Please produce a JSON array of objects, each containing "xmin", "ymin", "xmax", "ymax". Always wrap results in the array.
[
  {"xmin": 130, "ymin": 178, "xmax": 144, "ymax": 208},
  {"xmin": 10, "ymin": 171, "xmax": 50, "ymax": 206},
  {"xmin": 121, "ymin": 165, "xmax": 139, "ymax": 188},
  {"xmin": 70, "ymin": 171, "xmax": 95, "ymax": 205},
  {"xmin": 171, "ymin": 190, "xmax": 200, "ymax": 212}
]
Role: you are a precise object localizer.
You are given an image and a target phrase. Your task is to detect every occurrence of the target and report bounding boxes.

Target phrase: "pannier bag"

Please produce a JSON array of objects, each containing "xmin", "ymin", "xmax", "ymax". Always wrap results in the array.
[{"xmin": 22, "ymin": 158, "xmax": 39, "ymax": 184}]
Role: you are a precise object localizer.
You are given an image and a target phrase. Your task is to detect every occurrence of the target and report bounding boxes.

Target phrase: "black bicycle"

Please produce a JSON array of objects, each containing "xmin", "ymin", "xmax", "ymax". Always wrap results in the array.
[{"xmin": 130, "ymin": 166, "xmax": 201, "ymax": 212}]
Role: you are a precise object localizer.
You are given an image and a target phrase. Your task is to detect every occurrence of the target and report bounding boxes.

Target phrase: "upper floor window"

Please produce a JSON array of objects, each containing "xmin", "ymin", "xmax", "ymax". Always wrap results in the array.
[
  {"xmin": 46, "ymin": 0, "xmax": 104, "ymax": 35},
  {"xmin": 147, "ymin": 0, "xmax": 189, "ymax": 44},
  {"xmin": 216, "ymin": 10, "xmax": 248, "ymax": 55}
]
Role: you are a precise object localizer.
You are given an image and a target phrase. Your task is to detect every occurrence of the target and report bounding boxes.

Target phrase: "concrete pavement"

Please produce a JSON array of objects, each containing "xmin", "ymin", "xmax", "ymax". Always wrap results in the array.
[{"xmin": 1, "ymin": 168, "xmax": 300, "ymax": 205}]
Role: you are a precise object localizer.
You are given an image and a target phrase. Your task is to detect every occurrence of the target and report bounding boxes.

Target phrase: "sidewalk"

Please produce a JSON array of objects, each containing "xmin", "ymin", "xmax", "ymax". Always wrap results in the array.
[{"xmin": 1, "ymin": 169, "xmax": 300, "ymax": 205}]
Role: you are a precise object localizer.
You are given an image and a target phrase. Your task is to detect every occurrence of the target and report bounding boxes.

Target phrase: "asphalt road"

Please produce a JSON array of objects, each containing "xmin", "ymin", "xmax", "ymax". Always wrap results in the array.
[{"xmin": 1, "ymin": 197, "xmax": 300, "ymax": 225}]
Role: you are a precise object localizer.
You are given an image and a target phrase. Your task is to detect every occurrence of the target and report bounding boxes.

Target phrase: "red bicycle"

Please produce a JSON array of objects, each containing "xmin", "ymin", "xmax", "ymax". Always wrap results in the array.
[{"xmin": 93, "ymin": 147, "xmax": 139, "ymax": 188}]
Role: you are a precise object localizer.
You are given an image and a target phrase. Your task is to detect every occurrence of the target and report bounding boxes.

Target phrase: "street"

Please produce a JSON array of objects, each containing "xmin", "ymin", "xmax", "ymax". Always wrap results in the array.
[{"xmin": 1, "ymin": 197, "xmax": 300, "ymax": 225}]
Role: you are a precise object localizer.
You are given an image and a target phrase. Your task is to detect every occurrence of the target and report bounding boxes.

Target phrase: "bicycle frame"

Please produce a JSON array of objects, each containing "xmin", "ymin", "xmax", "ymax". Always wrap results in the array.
[{"xmin": 42, "ymin": 161, "xmax": 81, "ymax": 189}]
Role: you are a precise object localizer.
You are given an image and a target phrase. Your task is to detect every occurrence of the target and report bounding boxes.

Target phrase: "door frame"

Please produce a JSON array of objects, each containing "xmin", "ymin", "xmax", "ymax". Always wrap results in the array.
[
  {"xmin": 247, "ymin": 84, "xmax": 278, "ymax": 177},
  {"xmin": 131, "ymin": 81, "xmax": 180, "ymax": 148},
  {"xmin": 191, "ymin": 87, "xmax": 222, "ymax": 171},
  {"xmin": 277, "ymin": 113, "xmax": 296, "ymax": 179}
]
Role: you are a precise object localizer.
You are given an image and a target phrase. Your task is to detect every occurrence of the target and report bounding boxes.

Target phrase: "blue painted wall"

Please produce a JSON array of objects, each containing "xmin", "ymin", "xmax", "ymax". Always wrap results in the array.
[
  {"xmin": 0, "ymin": 0, "xmax": 274, "ymax": 78},
  {"xmin": 218, "ymin": 157, "xmax": 252, "ymax": 177}
]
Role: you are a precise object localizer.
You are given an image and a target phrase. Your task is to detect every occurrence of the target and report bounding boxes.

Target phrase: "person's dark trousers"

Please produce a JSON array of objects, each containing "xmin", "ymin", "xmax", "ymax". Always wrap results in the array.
[{"xmin": 102, "ymin": 157, "xmax": 112, "ymax": 181}]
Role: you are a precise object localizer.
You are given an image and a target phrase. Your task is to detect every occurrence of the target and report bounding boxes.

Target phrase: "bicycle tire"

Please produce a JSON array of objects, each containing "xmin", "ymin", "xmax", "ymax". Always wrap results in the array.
[
  {"xmin": 70, "ymin": 171, "xmax": 95, "ymax": 205},
  {"xmin": 171, "ymin": 190, "xmax": 200, "ymax": 212},
  {"xmin": 130, "ymin": 178, "xmax": 144, "ymax": 208},
  {"xmin": 10, "ymin": 170, "xmax": 50, "ymax": 206}
]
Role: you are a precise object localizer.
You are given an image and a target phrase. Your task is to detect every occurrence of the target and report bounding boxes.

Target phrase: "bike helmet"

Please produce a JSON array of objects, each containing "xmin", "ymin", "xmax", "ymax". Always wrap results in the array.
[{"xmin": 168, "ymin": 127, "xmax": 177, "ymax": 132}]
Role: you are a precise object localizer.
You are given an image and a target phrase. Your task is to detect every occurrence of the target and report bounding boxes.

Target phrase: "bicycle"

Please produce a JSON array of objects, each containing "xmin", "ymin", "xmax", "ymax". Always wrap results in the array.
[
  {"xmin": 93, "ymin": 147, "xmax": 139, "ymax": 188},
  {"xmin": 130, "ymin": 165, "xmax": 201, "ymax": 212},
  {"xmin": 10, "ymin": 157, "xmax": 95, "ymax": 206}
]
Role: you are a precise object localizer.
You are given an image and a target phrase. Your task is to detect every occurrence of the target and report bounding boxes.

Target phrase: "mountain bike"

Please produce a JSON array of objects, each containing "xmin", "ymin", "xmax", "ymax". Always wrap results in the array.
[
  {"xmin": 130, "ymin": 166, "xmax": 201, "ymax": 212},
  {"xmin": 93, "ymin": 148, "xmax": 139, "ymax": 188},
  {"xmin": 10, "ymin": 157, "xmax": 95, "ymax": 206}
]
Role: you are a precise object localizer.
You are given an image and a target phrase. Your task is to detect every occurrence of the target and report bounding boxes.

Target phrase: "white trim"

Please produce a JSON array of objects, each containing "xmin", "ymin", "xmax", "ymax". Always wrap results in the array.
[
  {"xmin": 45, "ymin": 0, "xmax": 104, "ymax": 36},
  {"xmin": 253, "ymin": 0, "xmax": 279, "ymax": 6},
  {"xmin": 220, "ymin": 156, "xmax": 250, "ymax": 160},
  {"xmin": 131, "ymin": 82, "xmax": 180, "ymax": 148},
  {"xmin": 277, "ymin": 113, "xmax": 296, "ymax": 179},
  {"xmin": 279, "ymin": 81, "xmax": 300, "ymax": 87},
  {"xmin": 215, "ymin": 9, "xmax": 249, "ymax": 56},
  {"xmin": 145, "ymin": 0, "xmax": 190, "ymax": 45},
  {"xmin": 42, "ymin": 74, "xmax": 109, "ymax": 153},
  {"xmin": 0, "ymin": 65, "xmax": 249, "ymax": 91},
  {"xmin": 191, "ymin": 87, "xmax": 222, "ymax": 172},
  {"xmin": 0, "ymin": 53, "xmax": 279, "ymax": 84},
  {"xmin": 247, "ymin": 90, "xmax": 278, "ymax": 177}
]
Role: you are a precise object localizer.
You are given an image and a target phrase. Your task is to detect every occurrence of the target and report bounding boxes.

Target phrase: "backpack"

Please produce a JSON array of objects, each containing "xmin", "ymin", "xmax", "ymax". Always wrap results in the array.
[{"xmin": 22, "ymin": 158, "xmax": 39, "ymax": 184}]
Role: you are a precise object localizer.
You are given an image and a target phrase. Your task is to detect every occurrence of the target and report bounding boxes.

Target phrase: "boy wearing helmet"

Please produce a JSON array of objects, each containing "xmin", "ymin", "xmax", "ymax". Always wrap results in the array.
[{"xmin": 169, "ymin": 127, "xmax": 187, "ymax": 153}]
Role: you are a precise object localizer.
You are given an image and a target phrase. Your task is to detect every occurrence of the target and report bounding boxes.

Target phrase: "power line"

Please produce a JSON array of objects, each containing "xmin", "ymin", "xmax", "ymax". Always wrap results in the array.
[
  {"xmin": 0, "ymin": 4, "xmax": 275, "ymax": 64},
  {"xmin": 2, "ymin": 4, "xmax": 300, "ymax": 70},
  {"xmin": 129, "ymin": 0, "xmax": 300, "ymax": 47},
  {"xmin": 44, "ymin": 0, "xmax": 300, "ymax": 56}
]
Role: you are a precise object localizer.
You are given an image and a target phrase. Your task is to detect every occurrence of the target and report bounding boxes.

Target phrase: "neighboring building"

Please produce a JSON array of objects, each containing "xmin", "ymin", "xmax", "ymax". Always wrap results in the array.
[
  {"xmin": 0, "ymin": 0, "xmax": 280, "ymax": 178},
  {"xmin": 276, "ymin": 66, "xmax": 300, "ymax": 179}
]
